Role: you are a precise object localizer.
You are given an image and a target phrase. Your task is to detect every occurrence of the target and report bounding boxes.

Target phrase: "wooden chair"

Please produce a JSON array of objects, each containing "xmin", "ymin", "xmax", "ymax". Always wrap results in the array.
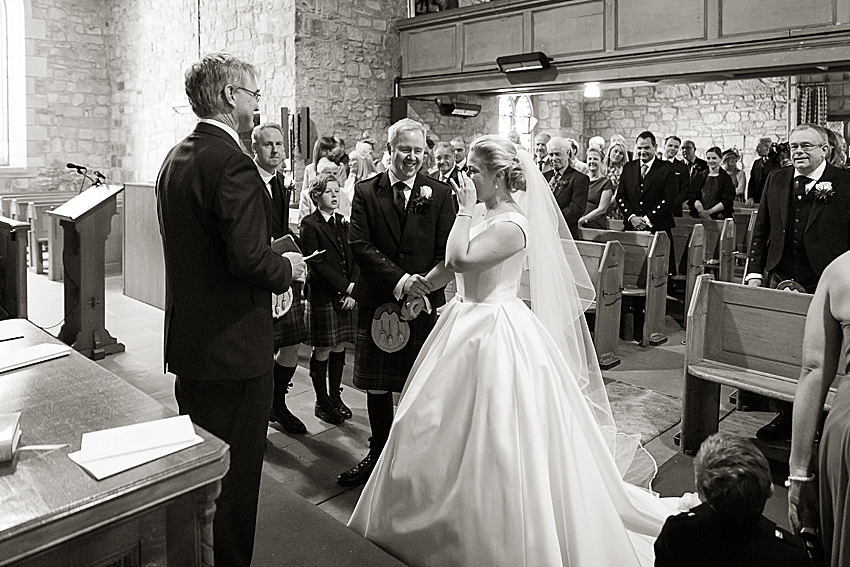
[
  {"xmin": 578, "ymin": 228, "xmax": 669, "ymax": 347},
  {"xmin": 680, "ymin": 275, "xmax": 845, "ymax": 454},
  {"xmin": 519, "ymin": 239, "xmax": 625, "ymax": 369}
]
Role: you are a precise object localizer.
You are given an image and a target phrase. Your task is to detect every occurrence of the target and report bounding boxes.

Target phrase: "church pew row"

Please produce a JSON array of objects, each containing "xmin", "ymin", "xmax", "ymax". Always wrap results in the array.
[
  {"xmin": 0, "ymin": 191, "xmax": 78, "ymax": 220},
  {"xmin": 670, "ymin": 217, "xmax": 736, "ymax": 283},
  {"xmin": 679, "ymin": 275, "xmax": 846, "ymax": 455},
  {"xmin": 5, "ymin": 192, "xmax": 78, "ymax": 221},
  {"xmin": 0, "ymin": 216, "xmax": 29, "ymax": 318},
  {"xmin": 577, "ymin": 228, "xmax": 669, "ymax": 347},
  {"xmin": 27, "ymin": 201, "xmax": 62, "ymax": 274},
  {"xmin": 518, "ymin": 239, "xmax": 626, "ymax": 369}
]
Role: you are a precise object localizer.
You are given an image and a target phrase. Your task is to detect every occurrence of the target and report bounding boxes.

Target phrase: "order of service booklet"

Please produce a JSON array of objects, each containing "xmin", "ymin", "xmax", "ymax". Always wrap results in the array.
[{"xmin": 0, "ymin": 412, "xmax": 22, "ymax": 463}]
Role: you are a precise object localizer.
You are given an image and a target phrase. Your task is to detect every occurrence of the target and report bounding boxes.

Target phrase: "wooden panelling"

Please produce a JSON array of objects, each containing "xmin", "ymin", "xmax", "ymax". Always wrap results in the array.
[
  {"xmin": 407, "ymin": 26, "xmax": 458, "ymax": 75},
  {"xmin": 616, "ymin": 0, "xmax": 706, "ymax": 48},
  {"xmin": 721, "ymin": 0, "xmax": 836, "ymax": 36},
  {"xmin": 463, "ymin": 14, "xmax": 524, "ymax": 67},
  {"xmin": 532, "ymin": 1, "xmax": 605, "ymax": 57},
  {"xmin": 123, "ymin": 182, "xmax": 165, "ymax": 309}
]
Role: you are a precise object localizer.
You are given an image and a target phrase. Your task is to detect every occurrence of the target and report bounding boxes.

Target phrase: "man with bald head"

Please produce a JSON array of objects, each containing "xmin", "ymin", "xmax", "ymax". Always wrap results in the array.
[
  {"xmin": 544, "ymin": 136, "xmax": 589, "ymax": 237},
  {"xmin": 533, "ymin": 132, "xmax": 552, "ymax": 173}
]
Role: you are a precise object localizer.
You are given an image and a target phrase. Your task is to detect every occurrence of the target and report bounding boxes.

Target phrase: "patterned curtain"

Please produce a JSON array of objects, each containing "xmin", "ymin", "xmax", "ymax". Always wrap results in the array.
[{"xmin": 798, "ymin": 85, "xmax": 828, "ymax": 125}]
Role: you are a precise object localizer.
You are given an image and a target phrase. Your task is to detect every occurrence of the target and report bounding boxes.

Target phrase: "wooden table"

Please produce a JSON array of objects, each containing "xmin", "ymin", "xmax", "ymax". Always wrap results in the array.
[{"xmin": 0, "ymin": 318, "xmax": 228, "ymax": 567}]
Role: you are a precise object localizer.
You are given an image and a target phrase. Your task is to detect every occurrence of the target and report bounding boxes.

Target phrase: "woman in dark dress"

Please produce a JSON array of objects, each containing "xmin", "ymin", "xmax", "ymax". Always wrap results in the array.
[
  {"xmin": 300, "ymin": 174, "xmax": 359, "ymax": 424},
  {"xmin": 688, "ymin": 146, "xmax": 735, "ymax": 220},
  {"xmin": 579, "ymin": 146, "xmax": 615, "ymax": 229}
]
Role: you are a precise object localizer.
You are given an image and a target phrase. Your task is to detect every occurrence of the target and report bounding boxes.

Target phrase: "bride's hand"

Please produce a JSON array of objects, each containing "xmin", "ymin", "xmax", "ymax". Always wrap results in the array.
[{"xmin": 450, "ymin": 172, "xmax": 477, "ymax": 214}]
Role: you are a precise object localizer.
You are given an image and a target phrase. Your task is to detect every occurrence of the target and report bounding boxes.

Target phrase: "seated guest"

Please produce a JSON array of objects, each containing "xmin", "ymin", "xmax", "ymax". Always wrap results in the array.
[
  {"xmin": 578, "ymin": 146, "xmax": 614, "ymax": 229},
  {"xmin": 721, "ymin": 148, "xmax": 747, "ymax": 202},
  {"xmin": 655, "ymin": 432, "xmax": 811, "ymax": 567},
  {"xmin": 688, "ymin": 146, "xmax": 736, "ymax": 220}
]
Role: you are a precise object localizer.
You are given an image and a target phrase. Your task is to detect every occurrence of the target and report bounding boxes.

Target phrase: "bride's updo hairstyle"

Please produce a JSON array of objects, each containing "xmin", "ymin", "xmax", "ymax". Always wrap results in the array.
[{"xmin": 468, "ymin": 135, "xmax": 527, "ymax": 193}]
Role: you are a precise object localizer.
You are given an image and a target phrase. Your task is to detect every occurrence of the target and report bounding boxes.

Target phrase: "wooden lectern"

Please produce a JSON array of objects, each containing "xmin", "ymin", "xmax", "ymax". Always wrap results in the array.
[
  {"xmin": 47, "ymin": 185, "xmax": 125, "ymax": 359},
  {"xmin": 0, "ymin": 216, "xmax": 29, "ymax": 318}
]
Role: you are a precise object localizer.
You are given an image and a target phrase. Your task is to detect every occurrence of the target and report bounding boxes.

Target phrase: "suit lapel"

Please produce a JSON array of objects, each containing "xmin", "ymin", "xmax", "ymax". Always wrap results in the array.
[
  {"xmin": 376, "ymin": 173, "xmax": 402, "ymax": 244},
  {"xmin": 776, "ymin": 167, "xmax": 793, "ymax": 230},
  {"xmin": 642, "ymin": 161, "xmax": 658, "ymax": 193},
  {"xmin": 805, "ymin": 164, "xmax": 835, "ymax": 233},
  {"xmin": 400, "ymin": 176, "xmax": 423, "ymax": 249},
  {"xmin": 314, "ymin": 210, "xmax": 343, "ymax": 255}
]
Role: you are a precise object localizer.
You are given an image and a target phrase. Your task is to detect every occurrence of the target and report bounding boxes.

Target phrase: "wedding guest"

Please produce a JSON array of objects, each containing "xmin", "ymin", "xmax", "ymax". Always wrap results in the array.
[
  {"xmin": 332, "ymin": 136, "xmax": 349, "ymax": 179},
  {"xmin": 567, "ymin": 137, "xmax": 590, "ymax": 175},
  {"xmin": 682, "ymin": 139, "xmax": 709, "ymax": 180},
  {"xmin": 300, "ymin": 174, "xmax": 359, "ymax": 425},
  {"xmin": 507, "ymin": 130, "xmax": 520, "ymax": 145},
  {"xmin": 656, "ymin": 432, "xmax": 810, "ymax": 567},
  {"xmin": 605, "ymin": 139, "xmax": 630, "ymax": 220},
  {"xmin": 610, "ymin": 133, "xmax": 634, "ymax": 161},
  {"xmin": 662, "ymin": 135, "xmax": 692, "ymax": 217},
  {"xmin": 156, "ymin": 52, "xmax": 304, "ymax": 567},
  {"xmin": 826, "ymin": 128, "xmax": 847, "ymax": 169},
  {"xmin": 722, "ymin": 148, "xmax": 747, "ymax": 202},
  {"xmin": 579, "ymin": 146, "xmax": 614, "ymax": 229},
  {"xmin": 301, "ymin": 136, "xmax": 335, "ymax": 195},
  {"xmin": 251, "ymin": 122, "xmax": 307, "ymax": 435},
  {"xmin": 299, "ymin": 156, "xmax": 341, "ymax": 222},
  {"xmin": 451, "ymin": 136, "xmax": 468, "ymax": 171},
  {"xmin": 689, "ymin": 146, "xmax": 736, "ymax": 220},
  {"xmin": 338, "ymin": 118, "xmax": 454, "ymax": 487},
  {"xmin": 789, "ymin": 251, "xmax": 850, "ymax": 567},
  {"xmin": 588, "ymin": 135, "xmax": 606, "ymax": 152},
  {"xmin": 544, "ymin": 136, "xmax": 589, "ymax": 237},
  {"xmin": 533, "ymin": 132, "xmax": 552, "ymax": 173},
  {"xmin": 746, "ymin": 137, "xmax": 778, "ymax": 206}
]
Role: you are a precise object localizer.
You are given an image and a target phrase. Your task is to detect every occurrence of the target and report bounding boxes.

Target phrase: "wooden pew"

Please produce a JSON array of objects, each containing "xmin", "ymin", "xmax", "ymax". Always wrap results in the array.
[
  {"xmin": 27, "ymin": 201, "xmax": 61, "ymax": 274},
  {"xmin": 8, "ymin": 193, "xmax": 75, "ymax": 221},
  {"xmin": 680, "ymin": 275, "xmax": 845, "ymax": 454},
  {"xmin": 0, "ymin": 191, "xmax": 77, "ymax": 219},
  {"xmin": 518, "ymin": 239, "xmax": 626, "ymax": 369},
  {"xmin": 0, "ymin": 216, "xmax": 29, "ymax": 318},
  {"xmin": 732, "ymin": 210, "xmax": 758, "ymax": 282},
  {"xmin": 578, "ymin": 228, "xmax": 669, "ymax": 347},
  {"xmin": 671, "ymin": 217, "xmax": 736, "ymax": 283},
  {"xmin": 681, "ymin": 223, "xmax": 705, "ymax": 320}
]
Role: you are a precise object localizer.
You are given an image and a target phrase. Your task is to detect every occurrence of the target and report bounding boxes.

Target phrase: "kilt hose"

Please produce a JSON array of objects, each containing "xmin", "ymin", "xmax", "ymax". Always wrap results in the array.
[{"xmin": 353, "ymin": 305, "xmax": 437, "ymax": 393}]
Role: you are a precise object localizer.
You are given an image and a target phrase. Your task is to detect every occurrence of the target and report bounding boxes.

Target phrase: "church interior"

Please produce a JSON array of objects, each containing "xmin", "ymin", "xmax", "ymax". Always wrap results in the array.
[{"xmin": 2, "ymin": 0, "xmax": 849, "ymax": 564}]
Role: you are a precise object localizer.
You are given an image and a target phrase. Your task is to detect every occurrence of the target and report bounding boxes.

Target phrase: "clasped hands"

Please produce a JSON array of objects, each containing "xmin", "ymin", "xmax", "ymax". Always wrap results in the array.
[
  {"xmin": 629, "ymin": 215, "xmax": 649, "ymax": 231},
  {"xmin": 400, "ymin": 274, "xmax": 434, "ymax": 321}
]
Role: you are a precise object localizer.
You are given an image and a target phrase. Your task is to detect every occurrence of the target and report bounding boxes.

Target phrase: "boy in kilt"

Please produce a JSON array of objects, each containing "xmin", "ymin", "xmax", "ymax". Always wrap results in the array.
[
  {"xmin": 300, "ymin": 174, "xmax": 359, "ymax": 424},
  {"xmin": 338, "ymin": 119, "xmax": 455, "ymax": 487}
]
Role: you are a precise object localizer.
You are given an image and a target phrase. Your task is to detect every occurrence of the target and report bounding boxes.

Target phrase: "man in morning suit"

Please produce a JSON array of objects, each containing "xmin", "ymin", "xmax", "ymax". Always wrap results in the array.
[
  {"xmin": 662, "ymin": 135, "xmax": 692, "ymax": 219},
  {"xmin": 156, "ymin": 53, "xmax": 305, "ymax": 567},
  {"xmin": 544, "ymin": 136, "xmax": 589, "ymax": 238},
  {"xmin": 743, "ymin": 123, "xmax": 850, "ymax": 441},
  {"xmin": 746, "ymin": 137, "xmax": 779, "ymax": 206},
  {"xmin": 338, "ymin": 118, "xmax": 455, "ymax": 487},
  {"xmin": 251, "ymin": 122, "xmax": 310, "ymax": 435}
]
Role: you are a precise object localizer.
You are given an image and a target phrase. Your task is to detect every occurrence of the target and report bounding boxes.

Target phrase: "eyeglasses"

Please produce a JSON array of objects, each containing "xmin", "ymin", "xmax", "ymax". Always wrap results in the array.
[
  {"xmin": 789, "ymin": 142, "xmax": 823, "ymax": 152},
  {"xmin": 232, "ymin": 85, "xmax": 261, "ymax": 102}
]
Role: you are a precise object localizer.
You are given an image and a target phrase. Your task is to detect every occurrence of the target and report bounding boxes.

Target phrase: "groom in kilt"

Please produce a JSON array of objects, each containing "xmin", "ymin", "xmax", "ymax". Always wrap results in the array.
[{"xmin": 338, "ymin": 118, "xmax": 455, "ymax": 487}]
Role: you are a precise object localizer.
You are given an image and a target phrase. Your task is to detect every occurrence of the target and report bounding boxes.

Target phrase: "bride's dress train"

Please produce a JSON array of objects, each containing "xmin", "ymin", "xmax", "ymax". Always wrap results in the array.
[{"xmin": 349, "ymin": 211, "xmax": 678, "ymax": 566}]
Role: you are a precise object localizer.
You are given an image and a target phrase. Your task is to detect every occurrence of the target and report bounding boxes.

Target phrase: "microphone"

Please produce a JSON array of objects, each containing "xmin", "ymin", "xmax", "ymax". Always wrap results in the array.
[{"xmin": 66, "ymin": 162, "xmax": 87, "ymax": 173}]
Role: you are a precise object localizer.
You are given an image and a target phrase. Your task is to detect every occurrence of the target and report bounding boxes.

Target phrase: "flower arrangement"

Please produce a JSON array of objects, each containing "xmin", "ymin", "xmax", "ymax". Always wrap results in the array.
[{"xmin": 813, "ymin": 181, "xmax": 834, "ymax": 201}]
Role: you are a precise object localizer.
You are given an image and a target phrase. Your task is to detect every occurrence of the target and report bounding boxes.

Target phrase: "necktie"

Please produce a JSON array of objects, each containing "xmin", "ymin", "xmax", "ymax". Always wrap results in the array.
[
  {"xmin": 794, "ymin": 175, "xmax": 810, "ymax": 198},
  {"xmin": 640, "ymin": 163, "xmax": 649, "ymax": 179},
  {"xmin": 328, "ymin": 214, "xmax": 335, "ymax": 227},
  {"xmin": 393, "ymin": 182, "xmax": 407, "ymax": 219}
]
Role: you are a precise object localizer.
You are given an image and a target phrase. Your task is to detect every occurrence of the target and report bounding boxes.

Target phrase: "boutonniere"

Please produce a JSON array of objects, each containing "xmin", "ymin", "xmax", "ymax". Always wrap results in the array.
[
  {"xmin": 411, "ymin": 185, "xmax": 433, "ymax": 214},
  {"xmin": 814, "ymin": 181, "xmax": 834, "ymax": 201}
]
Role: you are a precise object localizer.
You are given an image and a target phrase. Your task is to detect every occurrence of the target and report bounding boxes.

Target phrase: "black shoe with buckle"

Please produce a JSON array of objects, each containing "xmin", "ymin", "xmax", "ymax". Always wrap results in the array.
[
  {"xmin": 337, "ymin": 453, "xmax": 376, "ymax": 487},
  {"xmin": 270, "ymin": 406, "xmax": 307, "ymax": 434},
  {"xmin": 315, "ymin": 399, "xmax": 345, "ymax": 425}
]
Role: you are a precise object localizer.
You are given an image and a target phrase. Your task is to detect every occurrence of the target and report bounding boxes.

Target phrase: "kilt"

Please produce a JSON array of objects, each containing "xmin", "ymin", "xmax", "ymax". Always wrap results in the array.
[
  {"xmin": 306, "ymin": 299, "xmax": 356, "ymax": 347},
  {"xmin": 273, "ymin": 282, "xmax": 309, "ymax": 349},
  {"xmin": 353, "ymin": 305, "xmax": 437, "ymax": 392}
]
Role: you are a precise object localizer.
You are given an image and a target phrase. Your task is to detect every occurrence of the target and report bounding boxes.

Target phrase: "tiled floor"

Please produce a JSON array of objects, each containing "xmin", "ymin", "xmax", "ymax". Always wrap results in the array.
[{"xmin": 24, "ymin": 270, "xmax": 777, "ymax": 528}]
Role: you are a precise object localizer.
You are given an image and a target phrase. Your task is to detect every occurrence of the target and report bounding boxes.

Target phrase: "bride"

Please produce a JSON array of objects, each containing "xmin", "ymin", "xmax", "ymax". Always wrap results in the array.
[{"xmin": 348, "ymin": 135, "xmax": 677, "ymax": 566}]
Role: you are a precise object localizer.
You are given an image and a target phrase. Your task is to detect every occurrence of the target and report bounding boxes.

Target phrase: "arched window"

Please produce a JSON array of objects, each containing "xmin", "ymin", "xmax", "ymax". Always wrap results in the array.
[
  {"xmin": 497, "ymin": 95, "xmax": 536, "ymax": 150},
  {"xmin": 0, "ymin": 0, "xmax": 26, "ymax": 169}
]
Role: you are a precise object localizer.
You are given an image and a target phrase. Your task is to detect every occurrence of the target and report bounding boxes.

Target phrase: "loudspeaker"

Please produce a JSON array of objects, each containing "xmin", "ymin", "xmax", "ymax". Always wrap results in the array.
[{"xmin": 391, "ymin": 97, "xmax": 407, "ymax": 124}]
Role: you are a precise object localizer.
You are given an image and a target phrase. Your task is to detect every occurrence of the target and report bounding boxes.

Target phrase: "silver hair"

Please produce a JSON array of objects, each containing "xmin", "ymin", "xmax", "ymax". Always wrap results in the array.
[
  {"xmin": 387, "ymin": 118, "xmax": 427, "ymax": 149},
  {"xmin": 251, "ymin": 122, "xmax": 286, "ymax": 146},
  {"xmin": 184, "ymin": 52, "xmax": 257, "ymax": 119}
]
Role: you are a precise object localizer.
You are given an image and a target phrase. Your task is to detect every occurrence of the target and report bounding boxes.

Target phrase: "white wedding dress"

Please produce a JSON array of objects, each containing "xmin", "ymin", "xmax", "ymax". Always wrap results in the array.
[{"xmin": 348, "ymin": 210, "xmax": 678, "ymax": 567}]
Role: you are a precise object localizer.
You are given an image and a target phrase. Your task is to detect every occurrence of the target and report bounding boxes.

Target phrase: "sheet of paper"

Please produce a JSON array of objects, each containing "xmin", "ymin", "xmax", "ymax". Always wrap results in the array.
[
  {"xmin": 0, "ymin": 343, "xmax": 72, "ymax": 374},
  {"xmin": 68, "ymin": 415, "xmax": 204, "ymax": 480}
]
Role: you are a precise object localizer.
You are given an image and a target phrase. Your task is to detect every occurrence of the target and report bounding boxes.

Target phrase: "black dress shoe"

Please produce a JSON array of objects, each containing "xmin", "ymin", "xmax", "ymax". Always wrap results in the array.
[
  {"xmin": 270, "ymin": 407, "xmax": 307, "ymax": 434},
  {"xmin": 330, "ymin": 395, "xmax": 352, "ymax": 420},
  {"xmin": 315, "ymin": 400, "xmax": 345, "ymax": 425},
  {"xmin": 338, "ymin": 453, "xmax": 376, "ymax": 487},
  {"xmin": 756, "ymin": 412, "xmax": 792, "ymax": 442}
]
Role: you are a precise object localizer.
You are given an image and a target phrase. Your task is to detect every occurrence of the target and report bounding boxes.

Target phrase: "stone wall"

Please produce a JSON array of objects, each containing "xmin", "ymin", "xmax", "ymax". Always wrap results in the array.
[{"xmin": 407, "ymin": 95, "xmax": 499, "ymax": 146}]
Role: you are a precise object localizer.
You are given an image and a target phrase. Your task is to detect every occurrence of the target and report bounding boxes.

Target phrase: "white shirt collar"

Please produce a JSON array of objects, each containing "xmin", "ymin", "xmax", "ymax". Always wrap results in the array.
[
  {"xmin": 797, "ymin": 160, "xmax": 827, "ymax": 191},
  {"xmin": 199, "ymin": 118, "xmax": 241, "ymax": 146},
  {"xmin": 387, "ymin": 170, "xmax": 415, "ymax": 192},
  {"xmin": 255, "ymin": 163, "xmax": 275, "ymax": 197},
  {"xmin": 319, "ymin": 209, "xmax": 334, "ymax": 222},
  {"xmin": 642, "ymin": 157, "xmax": 656, "ymax": 170}
]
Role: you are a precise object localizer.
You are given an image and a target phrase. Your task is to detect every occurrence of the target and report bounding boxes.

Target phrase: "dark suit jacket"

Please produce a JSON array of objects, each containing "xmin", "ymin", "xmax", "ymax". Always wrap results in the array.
[
  {"xmin": 349, "ymin": 171, "xmax": 455, "ymax": 314},
  {"xmin": 747, "ymin": 162, "xmax": 850, "ymax": 279},
  {"xmin": 617, "ymin": 159, "xmax": 678, "ymax": 232},
  {"xmin": 544, "ymin": 166, "xmax": 589, "ymax": 237},
  {"xmin": 429, "ymin": 166, "xmax": 461, "ymax": 211},
  {"xmin": 688, "ymin": 168, "xmax": 736, "ymax": 219},
  {"xmin": 668, "ymin": 159, "xmax": 692, "ymax": 217},
  {"xmin": 300, "ymin": 209, "xmax": 359, "ymax": 305},
  {"xmin": 269, "ymin": 170, "xmax": 296, "ymax": 240},
  {"xmin": 156, "ymin": 122, "xmax": 293, "ymax": 381},
  {"xmin": 747, "ymin": 157, "xmax": 781, "ymax": 204},
  {"xmin": 654, "ymin": 504, "xmax": 811, "ymax": 567},
  {"xmin": 686, "ymin": 156, "xmax": 709, "ymax": 180}
]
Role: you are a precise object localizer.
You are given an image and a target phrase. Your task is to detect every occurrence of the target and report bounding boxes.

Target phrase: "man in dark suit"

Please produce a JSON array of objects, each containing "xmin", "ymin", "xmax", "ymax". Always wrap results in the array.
[
  {"xmin": 156, "ymin": 53, "xmax": 305, "ymax": 567},
  {"xmin": 431, "ymin": 141, "xmax": 461, "ymax": 210},
  {"xmin": 251, "ymin": 122, "xmax": 309, "ymax": 434},
  {"xmin": 451, "ymin": 136, "xmax": 467, "ymax": 171},
  {"xmin": 746, "ymin": 137, "xmax": 779, "ymax": 206},
  {"xmin": 617, "ymin": 131, "xmax": 678, "ymax": 270},
  {"xmin": 339, "ymin": 118, "xmax": 455, "ymax": 487},
  {"xmin": 533, "ymin": 132, "xmax": 552, "ymax": 173},
  {"xmin": 745, "ymin": 123, "xmax": 850, "ymax": 441},
  {"xmin": 682, "ymin": 139, "xmax": 709, "ymax": 181},
  {"xmin": 543, "ymin": 136, "xmax": 589, "ymax": 238},
  {"xmin": 662, "ymin": 135, "xmax": 692, "ymax": 218}
]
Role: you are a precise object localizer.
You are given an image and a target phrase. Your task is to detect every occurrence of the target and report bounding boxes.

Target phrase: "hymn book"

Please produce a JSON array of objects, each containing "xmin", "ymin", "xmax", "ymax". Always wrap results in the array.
[{"xmin": 0, "ymin": 412, "xmax": 22, "ymax": 463}]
